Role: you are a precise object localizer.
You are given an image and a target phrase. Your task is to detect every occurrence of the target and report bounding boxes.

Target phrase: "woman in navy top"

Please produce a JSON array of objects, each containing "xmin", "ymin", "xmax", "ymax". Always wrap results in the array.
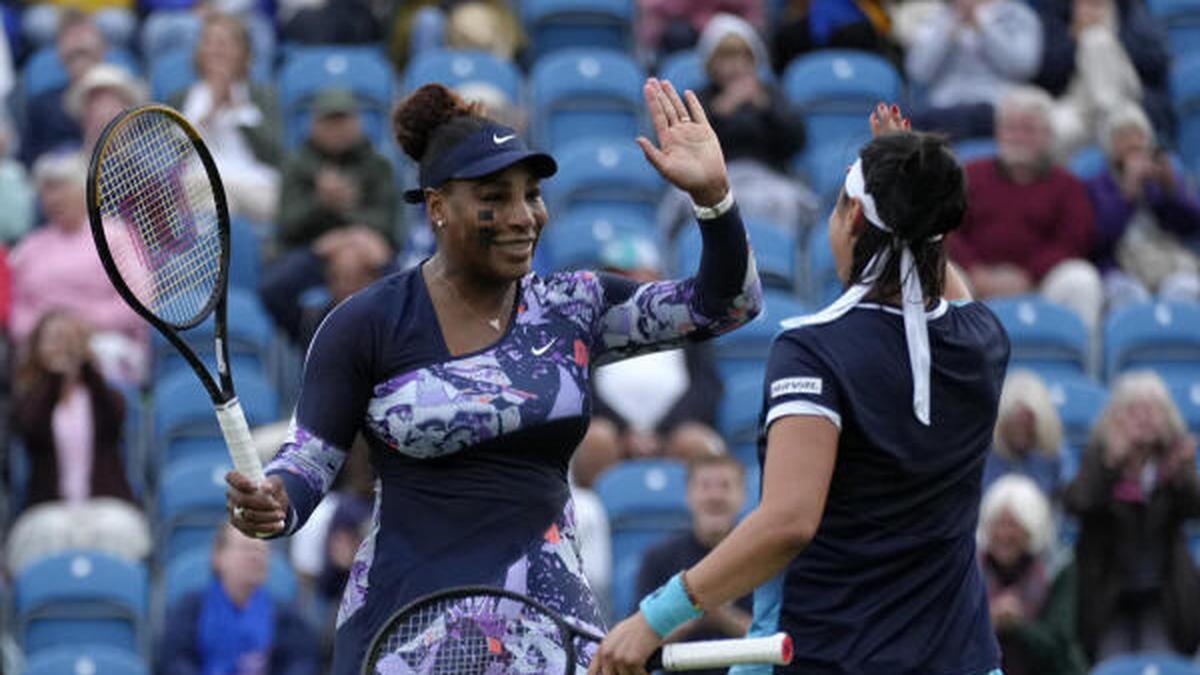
[
  {"xmin": 224, "ymin": 80, "xmax": 762, "ymax": 674},
  {"xmin": 594, "ymin": 106, "xmax": 1010, "ymax": 675}
]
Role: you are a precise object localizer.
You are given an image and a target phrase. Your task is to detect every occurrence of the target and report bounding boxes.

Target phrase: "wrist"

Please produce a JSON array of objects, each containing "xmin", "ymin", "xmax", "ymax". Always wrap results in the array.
[
  {"xmin": 690, "ymin": 182, "xmax": 731, "ymax": 209},
  {"xmin": 639, "ymin": 572, "xmax": 703, "ymax": 638},
  {"xmin": 691, "ymin": 189, "xmax": 735, "ymax": 220}
]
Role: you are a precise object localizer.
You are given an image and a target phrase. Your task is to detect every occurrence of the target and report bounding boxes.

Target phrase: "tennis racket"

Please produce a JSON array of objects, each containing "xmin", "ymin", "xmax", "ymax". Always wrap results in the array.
[
  {"xmin": 86, "ymin": 104, "xmax": 263, "ymax": 484},
  {"xmin": 362, "ymin": 586, "xmax": 792, "ymax": 674}
]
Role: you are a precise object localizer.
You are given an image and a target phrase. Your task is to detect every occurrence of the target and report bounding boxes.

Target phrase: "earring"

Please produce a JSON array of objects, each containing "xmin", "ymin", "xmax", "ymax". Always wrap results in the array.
[{"xmin": 435, "ymin": 220, "xmax": 444, "ymax": 229}]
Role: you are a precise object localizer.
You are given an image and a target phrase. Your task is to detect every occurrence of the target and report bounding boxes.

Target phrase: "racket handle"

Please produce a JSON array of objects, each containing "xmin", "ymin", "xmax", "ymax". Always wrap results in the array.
[
  {"xmin": 216, "ymin": 398, "xmax": 265, "ymax": 485},
  {"xmin": 649, "ymin": 632, "xmax": 792, "ymax": 671}
]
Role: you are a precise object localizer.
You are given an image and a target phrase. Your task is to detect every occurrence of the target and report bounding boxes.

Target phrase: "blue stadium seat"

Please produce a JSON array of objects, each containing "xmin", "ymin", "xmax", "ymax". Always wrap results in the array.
[
  {"xmin": 674, "ymin": 218, "xmax": 798, "ymax": 291},
  {"xmin": 162, "ymin": 546, "xmax": 298, "ymax": 609},
  {"xmin": 1104, "ymin": 301, "xmax": 1200, "ymax": 381},
  {"xmin": 951, "ymin": 138, "xmax": 997, "ymax": 164},
  {"xmin": 21, "ymin": 645, "xmax": 148, "ymax": 675},
  {"xmin": 228, "ymin": 216, "xmax": 262, "ymax": 292},
  {"xmin": 538, "ymin": 207, "xmax": 653, "ymax": 272},
  {"xmin": 986, "ymin": 296, "xmax": 1090, "ymax": 378},
  {"xmin": 1091, "ymin": 653, "xmax": 1200, "ymax": 675},
  {"xmin": 1169, "ymin": 379, "xmax": 1200, "ymax": 435},
  {"xmin": 152, "ymin": 366, "xmax": 279, "ymax": 466},
  {"xmin": 522, "ymin": 0, "xmax": 634, "ymax": 60},
  {"xmin": 1171, "ymin": 53, "xmax": 1200, "ymax": 175},
  {"xmin": 1067, "ymin": 144, "xmax": 1107, "ymax": 180},
  {"xmin": 157, "ymin": 455, "xmax": 234, "ymax": 563},
  {"xmin": 530, "ymin": 49, "xmax": 644, "ymax": 151},
  {"xmin": 402, "ymin": 49, "xmax": 522, "ymax": 103},
  {"xmin": 805, "ymin": 224, "xmax": 842, "ymax": 307},
  {"xmin": 1043, "ymin": 372, "xmax": 1109, "ymax": 454},
  {"xmin": 718, "ymin": 363, "xmax": 766, "ymax": 467},
  {"xmin": 594, "ymin": 459, "xmax": 689, "ymax": 617},
  {"xmin": 712, "ymin": 289, "xmax": 808, "ymax": 380},
  {"xmin": 148, "ymin": 46, "xmax": 273, "ymax": 102},
  {"xmin": 656, "ymin": 50, "xmax": 706, "ymax": 95},
  {"xmin": 1148, "ymin": 0, "xmax": 1200, "ymax": 56},
  {"xmin": 21, "ymin": 46, "xmax": 140, "ymax": 100},
  {"xmin": 542, "ymin": 138, "xmax": 663, "ymax": 224},
  {"xmin": 278, "ymin": 46, "xmax": 395, "ymax": 149},
  {"xmin": 14, "ymin": 551, "xmax": 147, "ymax": 656},
  {"xmin": 783, "ymin": 50, "xmax": 902, "ymax": 147},
  {"xmin": 792, "ymin": 138, "xmax": 859, "ymax": 207},
  {"xmin": 152, "ymin": 288, "xmax": 274, "ymax": 378}
]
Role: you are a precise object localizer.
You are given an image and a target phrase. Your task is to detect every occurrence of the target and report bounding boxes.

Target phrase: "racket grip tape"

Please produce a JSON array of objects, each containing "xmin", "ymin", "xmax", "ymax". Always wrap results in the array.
[
  {"xmin": 216, "ymin": 398, "xmax": 265, "ymax": 484},
  {"xmin": 648, "ymin": 632, "xmax": 793, "ymax": 671}
]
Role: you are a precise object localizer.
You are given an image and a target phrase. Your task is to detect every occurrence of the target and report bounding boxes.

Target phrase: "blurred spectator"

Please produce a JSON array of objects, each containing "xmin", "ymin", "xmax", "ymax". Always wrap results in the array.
[
  {"xmin": 141, "ymin": 1, "xmax": 275, "ymax": 75},
  {"xmin": 173, "ymin": 13, "xmax": 282, "ymax": 225},
  {"xmin": 978, "ymin": 475, "xmax": 1085, "ymax": 675},
  {"xmin": 262, "ymin": 88, "xmax": 395, "ymax": 344},
  {"xmin": 10, "ymin": 152, "xmax": 146, "ymax": 381},
  {"xmin": 770, "ymin": 0, "xmax": 896, "ymax": 71},
  {"xmin": 0, "ymin": 121, "xmax": 36, "ymax": 244},
  {"xmin": 984, "ymin": 370, "xmax": 1065, "ymax": 498},
  {"xmin": 279, "ymin": 0, "xmax": 385, "ymax": 46},
  {"xmin": 66, "ymin": 62, "xmax": 146, "ymax": 155},
  {"xmin": 22, "ymin": 0, "xmax": 134, "ymax": 48},
  {"xmin": 4, "ymin": 310, "xmax": 150, "ymax": 575},
  {"xmin": 1032, "ymin": 0, "xmax": 1173, "ymax": 146},
  {"xmin": 904, "ymin": 0, "xmax": 1043, "ymax": 140},
  {"xmin": 572, "ymin": 234, "xmax": 727, "ymax": 489},
  {"xmin": 638, "ymin": 0, "xmax": 766, "ymax": 60},
  {"xmin": 636, "ymin": 454, "xmax": 751, "ymax": 669},
  {"xmin": 696, "ymin": 14, "xmax": 804, "ymax": 173},
  {"xmin": 950, "ymin": 88, "xmax": 1103, "ymax": 330},
  {"xmin": 21, "ymin": 11, "xmax": 105, "ymax": 166},
  {"xmin": 1085, "ymin": 103, "xmax": 1200, "ymax": 309},
  {"xmin": 1063, "ymin": 371, "xmax": 1200, "ymax": 662},
  {"xmin": 455, "ymin": 81, "xmax": 526, "ymax": 135},
  {"xmin": 159, "ymin": 522, "xmax": 321, "ymax": 675},
  {"xmin": 444, "ymin": 1, "xmax": 522, "ymax": 61}
]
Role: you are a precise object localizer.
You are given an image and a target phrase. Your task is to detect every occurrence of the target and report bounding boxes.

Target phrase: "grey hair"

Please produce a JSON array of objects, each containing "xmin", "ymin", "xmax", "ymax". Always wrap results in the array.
[
  {"xmin": 1093, "ymin": 370, "xmax": 1187, "ymax": 446},
  {"xmin": 996, "ymin": 86, "xmax": 1054, "ymax": 129},
  {"xmin": 977, "ymin": 474, "xmax": 1056, "ymax": 556},
  {"xmin": 32, "ymin": 151, "xmax": 87, "ymax": 188},
  {"xmin": 994, "ymin": 369, "xmax": 1063, "ymax": 460},
  {"xmin": 1100, "ymin": 102, "xmax": 1154, "ymax": 158}
]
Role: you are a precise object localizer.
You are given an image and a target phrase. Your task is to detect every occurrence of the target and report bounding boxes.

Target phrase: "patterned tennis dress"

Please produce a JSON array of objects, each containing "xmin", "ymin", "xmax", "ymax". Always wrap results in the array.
[{"xmin": 264, "ymin": 206, "xmax": 762, "ymax": 675}]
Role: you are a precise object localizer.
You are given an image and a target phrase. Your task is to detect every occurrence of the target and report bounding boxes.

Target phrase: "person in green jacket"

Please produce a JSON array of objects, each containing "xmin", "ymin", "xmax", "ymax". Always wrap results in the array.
[{"xmin": 261, "ymin": 88, "xmax": 397, "ymax": 343}]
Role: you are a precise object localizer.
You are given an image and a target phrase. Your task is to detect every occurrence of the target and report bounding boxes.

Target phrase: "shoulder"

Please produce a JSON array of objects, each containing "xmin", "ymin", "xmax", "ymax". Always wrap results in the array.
[
  {"xmin": 1047, "ymin": 165, "xmax": 1089, "ymax": 192},
  {"xmin": 945, "ymin": 300, "xmax": 1012, "ymax": 355},
  {"xmin": 247, "ymin": 83, "xmax": 278, "ymax": 109}
]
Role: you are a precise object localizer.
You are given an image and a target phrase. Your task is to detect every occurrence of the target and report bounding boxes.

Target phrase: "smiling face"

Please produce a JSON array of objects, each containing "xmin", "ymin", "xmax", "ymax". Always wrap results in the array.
[{"xmin": 427, "ymin": 163, "xmax": 549, "ymax": 283}]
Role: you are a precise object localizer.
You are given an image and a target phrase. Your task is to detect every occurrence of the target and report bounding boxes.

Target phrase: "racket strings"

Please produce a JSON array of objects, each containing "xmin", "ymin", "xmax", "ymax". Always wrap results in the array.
[
  {"xmin": 95, "ymin": 110, "xmax": 222, "ymax": 327},
  {"xmin": 369, "ymin": 594, "xmax": 570, "ymax": 675}
]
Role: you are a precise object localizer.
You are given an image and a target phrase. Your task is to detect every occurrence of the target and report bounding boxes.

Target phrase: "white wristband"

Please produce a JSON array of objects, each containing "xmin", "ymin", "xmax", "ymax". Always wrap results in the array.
[{"xmin": 692, "ymin": 189, "xmax": 734, "ymax": 220}]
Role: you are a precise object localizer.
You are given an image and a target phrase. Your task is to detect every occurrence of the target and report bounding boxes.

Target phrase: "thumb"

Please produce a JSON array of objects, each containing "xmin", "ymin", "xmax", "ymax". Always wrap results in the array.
[{"xmin": 636, "ymin": 137, "xmax": 668, "ymax": 175}]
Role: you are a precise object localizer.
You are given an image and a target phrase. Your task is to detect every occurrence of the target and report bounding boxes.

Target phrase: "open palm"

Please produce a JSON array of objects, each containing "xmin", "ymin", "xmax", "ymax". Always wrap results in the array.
[{"xmin": 637, "ymin": 78, "xmax": 729, "ymax": 206}]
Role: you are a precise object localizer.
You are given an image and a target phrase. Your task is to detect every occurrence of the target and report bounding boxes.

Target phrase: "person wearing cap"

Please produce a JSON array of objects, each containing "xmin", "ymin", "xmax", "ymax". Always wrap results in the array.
[
  {"xmin": 260, "ymin": 87, "xmax": 396, "ymax": 343},
  {"xmin": 67, "ymin": 62, "xmax": 147, "ymax": 154},
  {"xmin": 593, "ymin": 107, "xmax": 1009, "ymax": 675},
  {"xmin": 223, "ymin": 78, "xmax": 762, "ymax": 673}
]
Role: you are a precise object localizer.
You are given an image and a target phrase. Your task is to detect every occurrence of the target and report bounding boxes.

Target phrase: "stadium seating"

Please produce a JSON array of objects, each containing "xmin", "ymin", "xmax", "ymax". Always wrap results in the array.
[
  {"xmin": 1067, "ymin": 144, "xmax": 1107, "ymax": 180},
  {"xmin": 522, "ymin": 0, "xmax": 634, "ymax": 60},
  {"xmin": 783, "ymin": 50, "xmax": 902, "ymax": 149},
  {"xmin": 712, "ymin": 289, "xmax": 809, "ymax": 380},
  {"xmin": 20, "ymin": 644, "xmax": 148, "ymax": 675},
  {"xmin": 147, "ymin": 46, "xmax": 273, "ymax": 102},
  {"xmin": 537, "ymin": 207, "xmax": 654, "ymax": 272},
  {"xmin": 792, "ymin": 137, "xmax": 859, "ymax": 207},
  {"xmin": 1091, "ymin": 653, "xmax": 1200, "ymax": 675},
  {"xmin": 162, "ymin": 546, "xmax": 298, "ymax": 609},
  {"xmin": 151, "ymin": 366, "xmax": 279, "ymax": 466},
  {"xmin": 673, "ymin": 218, "xmax": 799, "ymax": 291},
  {"xmin": 986, "ymin": 296, "xmax": 1091, "ymax": 378},
  {"xmin": 717, "ymin": 363, "xmax": 766, "ymax": 467},
  {"xmin": 227, "ymin": 216, "xmax": 262, "ymax": 292},
  {"xmin": 1148, "ymin": 0, "xmax": 1200, "ymax": 57},
  {"xmin": 1169, "ymin": 379, "xmax": 1200, "ymax": 435},
  {"xmin": 278, "ymin": 46, "xmax": 395, "ymax": 149},
  {"xmin": 950, "ymin": 138, "xmax": 997, "ymax": 164},
  {"xmin": 14, "ymin": 551, "xmax": 148, "ymax": 656},
  {"xmin": 655, "ymin": 50, "xmax": 706, "ymax": 96},
  {"xmin": 594, "ymin": 459, "xmax": 690, "ymax": 617},
  {"xmin": 1171, "ymin": 52, "xmax": 1200, "ymax": 175},
  {"xmin": 156, "ymin": 454, "xmax": 234, "ymax": 563},
  {"xmin": 529, "ymin": 48, "xmax": 644, "ymax": 151},
  {"xmin": 151, "ymin": 288, "xmax": 274, "ymax": 380},
  {"xmin": 805, "ymin": 224, "xmax": 843, "ymax": 308},
  {"xmin": 20, "ymin": 46, "xmax": 140, "ymax": 101},
  {"xmin": 402, "ymin": 49, "xmax": 523, "ymax": 103},
  {"xmin": 1103, "ymin": 301, "xmax": 1200, "ymax": 382},
  {"xmin": 541, "ymin": 138, "xmax": 663, "ymax": 224},
  {"xmin": 1043, "ymin": 372, "xmax": 1109, "ymax": 453}
]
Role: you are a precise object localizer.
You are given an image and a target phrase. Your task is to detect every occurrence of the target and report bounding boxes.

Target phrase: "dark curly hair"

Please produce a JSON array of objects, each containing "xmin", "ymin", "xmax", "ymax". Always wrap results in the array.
[{"xmin": 392, "ymin": 83, "xmax": 489, "ymax": 169}]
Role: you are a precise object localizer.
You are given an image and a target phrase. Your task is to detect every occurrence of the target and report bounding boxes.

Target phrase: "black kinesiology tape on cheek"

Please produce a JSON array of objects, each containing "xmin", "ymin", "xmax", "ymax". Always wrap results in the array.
[
  {"xmin": 477, "ymin": 225, "xmax": 500, "ymax": 248},
  {"xmin": 477, "ymin": 209, "xmax": 495, "ymax": 222}
]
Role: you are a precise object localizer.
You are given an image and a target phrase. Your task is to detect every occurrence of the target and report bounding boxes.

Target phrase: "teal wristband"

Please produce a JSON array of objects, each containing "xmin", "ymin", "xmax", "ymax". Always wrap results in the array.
[{"xmin": 639, "ymin": 572, "xmax": 702, "ymax": 638}]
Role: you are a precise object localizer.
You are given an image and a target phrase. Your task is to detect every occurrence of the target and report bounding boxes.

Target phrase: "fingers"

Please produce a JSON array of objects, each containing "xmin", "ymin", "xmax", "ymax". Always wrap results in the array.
[
  {"xmin": 651, "ymin": 79, "xmax": 680, "ymax": 127},
  {"xmin": 225, "ymin": 471, "xmax": 286, "ymax": 534},
  {"xmin": 636, "ymin": 136, "xmax": 667, "ymax": 174},
  {"xmin": 643, "ymin": 79, "xmax": 669, "ymax": 140},
  {"xmin": 661, "ymin": 79, "xmax": 690, "ymax": 122},
  {"xmin": 683, "ymin": 88, "xmax": 709, "ymax": 127}
]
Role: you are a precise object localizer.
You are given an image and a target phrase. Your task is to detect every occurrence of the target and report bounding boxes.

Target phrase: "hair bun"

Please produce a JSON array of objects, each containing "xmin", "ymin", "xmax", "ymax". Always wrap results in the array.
[{"xmin": 392, "ymin": 83, "xmax": 481, "ymax": 162}]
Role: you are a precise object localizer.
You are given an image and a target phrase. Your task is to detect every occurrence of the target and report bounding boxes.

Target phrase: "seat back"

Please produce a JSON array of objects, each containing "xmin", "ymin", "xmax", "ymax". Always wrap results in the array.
[
  {"xmin": 522, "ymin": 0, "xmax": 634, "ymax": 60},
  {"xmin": 1104, "ymin": 301, "xmax": 1200, "ymax": 381},
  {"xmin": 403, "ymin": 49, "xmax": 522, "ymax": 103},
  {"xmin": 542, "ymin": 138, "xmax": 664, "ymax": 222},
  {"xmin": 987, "ymin": 297, "xmax": 1090, "ymax": 378},
  {"xmin": 530, "ymin": 49, "xmax": 643, "ymax": 150},
  {"xmin": 783, "ymin": 50, "xmax": 902, "ymax": 144},
  {"xmin": 20, "ymin": 644, "xmax": 148, "ymax": 675},
  {"xmin": 278, "ymin": 46, "xmax": 394, "ymax": 149}
]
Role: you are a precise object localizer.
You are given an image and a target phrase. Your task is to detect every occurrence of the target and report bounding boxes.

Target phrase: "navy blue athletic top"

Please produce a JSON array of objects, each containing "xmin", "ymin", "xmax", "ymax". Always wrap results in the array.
[
  {"xmin": 264, "ymin": 206, "xmax": 762, "ymax": 674},
  {"xmin": 740, "ymin": 300, "xmax": 1010, "ymax": 675}
]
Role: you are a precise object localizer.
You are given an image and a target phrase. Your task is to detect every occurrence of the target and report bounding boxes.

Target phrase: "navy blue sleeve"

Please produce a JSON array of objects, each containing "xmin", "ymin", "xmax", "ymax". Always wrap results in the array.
[
  {"xmin": 265, "ymin": 294, "xmax": 377, "ymax": 534},
  {"xmin": 763, "ymin": 329, "xmax": 844, "ymax": 433}
]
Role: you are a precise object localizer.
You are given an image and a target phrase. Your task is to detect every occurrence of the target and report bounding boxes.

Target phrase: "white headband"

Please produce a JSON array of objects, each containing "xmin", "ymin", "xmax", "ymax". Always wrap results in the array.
[{"xmin": 781, "ymin": 158, "xmax": 934, "ymax": 425}]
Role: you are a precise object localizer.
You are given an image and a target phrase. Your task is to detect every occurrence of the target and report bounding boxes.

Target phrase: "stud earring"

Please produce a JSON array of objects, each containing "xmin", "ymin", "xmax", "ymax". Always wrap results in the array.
[{"xmin": 435, "ymin": 220, "xmax": 444, "ymax": 229}]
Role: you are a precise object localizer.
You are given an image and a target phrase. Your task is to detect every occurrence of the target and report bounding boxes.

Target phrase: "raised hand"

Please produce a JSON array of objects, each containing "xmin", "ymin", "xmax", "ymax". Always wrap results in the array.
[
  {"xmin": 636, "ymin": 78, "xmax": 730, "ymax": 206},
  {"xmin": 870, "ymin": 102, "xmax": 911, "ymax": 138}
]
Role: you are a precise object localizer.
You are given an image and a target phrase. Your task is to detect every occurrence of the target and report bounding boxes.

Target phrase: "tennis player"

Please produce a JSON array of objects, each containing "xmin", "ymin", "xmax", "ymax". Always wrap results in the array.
[
  {"xmin": 591, "ymin": 105, "xmax": 1011, "ymax": 675},
  {"xmin": 224, "ymin": 78, "xmax": 762, "ymax": 674}
]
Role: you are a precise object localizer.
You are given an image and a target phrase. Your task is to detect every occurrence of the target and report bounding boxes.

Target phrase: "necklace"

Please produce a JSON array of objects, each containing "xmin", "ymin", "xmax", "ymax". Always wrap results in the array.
[{"xmin": 432, "ymin": 266, "xmax": 514, "ymax": 333}]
